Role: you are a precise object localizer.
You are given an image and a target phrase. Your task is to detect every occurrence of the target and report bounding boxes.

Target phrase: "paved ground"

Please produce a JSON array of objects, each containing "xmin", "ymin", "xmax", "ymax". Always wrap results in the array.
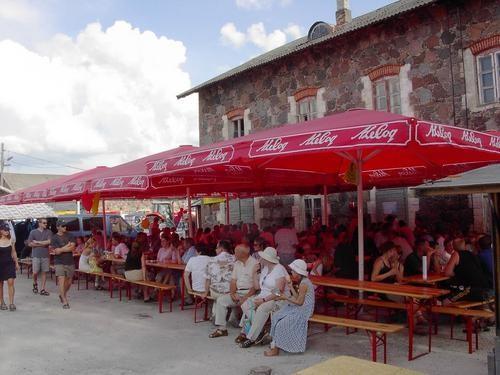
[{"xmin": 0, "ymin": 275, "xmax": 492, "ymax": 375}]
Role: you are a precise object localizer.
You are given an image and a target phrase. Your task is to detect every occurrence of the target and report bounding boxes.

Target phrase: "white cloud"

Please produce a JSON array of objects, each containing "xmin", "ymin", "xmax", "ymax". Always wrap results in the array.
[
  {"xmin": 0, "ymin": 0, "xmax": 39, "ymax": 23},
  {"xmin": 0, "ymin": 21, "xmax": 198, "ymax": 173},
  {"xmin": 220, "ymin": 22, "xmax": 246, "ymax": 48},
  {"xmin": 236, "ymin": 0, "xmax": 292, "ymax": 10},
  {"xmin": 247, "ymin": 23, "xmax": 286, "ymax": 52},
  {"xmin": 220, "ymin": 22, "xmax": 303, "ymax": 52}
]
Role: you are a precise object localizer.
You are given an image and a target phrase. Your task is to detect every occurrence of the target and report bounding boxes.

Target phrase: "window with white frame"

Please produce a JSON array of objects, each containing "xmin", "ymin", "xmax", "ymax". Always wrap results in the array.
[
  {"xmin": 373, "ymin": 76, "xmax": 401, "ymax": 114},
  {"xmin": 297, "ymin": 97, "xmax": 318, "ymax": 122},
  {"xmin": 231, "ymin": 117, "xmax": 245, "ymax": 138},
  {"xmin": 477, "ymin": 51, "xmax": 500, "ymax": 104}
]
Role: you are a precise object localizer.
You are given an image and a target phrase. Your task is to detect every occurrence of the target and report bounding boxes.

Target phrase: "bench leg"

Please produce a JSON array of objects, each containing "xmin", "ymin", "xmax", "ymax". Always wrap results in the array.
[
  {"xmin": 119, "ymin": 282, "xmax": 123, "ymax": 301},
  {"xmin": 158, "ymin": 290, "xmax": 163, "ymax": 313},
  {"xmin": 77, "ymin": 273, "xmax": 80, "ymax": 290},
  {"xmin": 86, "ymin": 273, "xmax": 89, "ymax": 290},
  {"xmin": 466, "ymin": 317, "xmax": 473, "ymax": 354},
  {"xmin": 450, "ymin": 315, "xmax": 455, "ymax": 339},
  {"xmin": 368, "ymin": 331, "xmax": 387, "ymax": 364},
  {"xmin": 109, "ymin": 278, "xmax": 113, "ymax": 298},
  {"xmin": 170, "ymin": 290, "xmax": 173, "ymax": 312}
]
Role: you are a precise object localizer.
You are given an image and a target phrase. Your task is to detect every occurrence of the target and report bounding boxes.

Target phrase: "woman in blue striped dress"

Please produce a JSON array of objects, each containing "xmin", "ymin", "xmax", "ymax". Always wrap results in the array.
[{"xmin": 265, "ymin": 259, "xmax": 315, "ymax": 356}]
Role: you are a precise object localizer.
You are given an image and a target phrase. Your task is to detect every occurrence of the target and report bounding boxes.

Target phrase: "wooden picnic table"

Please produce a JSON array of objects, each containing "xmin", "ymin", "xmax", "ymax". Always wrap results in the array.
[
  {"xmin": 310, "ymin": 275, "xmax": 449, "ymax": 361},
  {"xmin": 145, "ymin": 261, "xmax": 187, "ymax": 309},
  {"xmin": 402, "ymin": 273, "xmax": 450, "ymax": 286}
]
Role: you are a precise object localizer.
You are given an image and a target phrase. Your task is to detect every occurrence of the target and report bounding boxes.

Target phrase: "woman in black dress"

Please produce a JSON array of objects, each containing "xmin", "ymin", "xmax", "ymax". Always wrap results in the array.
[{"xmin": 0, "ymin": 222, "xmax": 19, "ymax": 311}]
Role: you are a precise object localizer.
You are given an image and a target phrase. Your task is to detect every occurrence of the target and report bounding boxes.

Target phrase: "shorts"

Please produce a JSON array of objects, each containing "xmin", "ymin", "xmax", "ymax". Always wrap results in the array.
[
  {"xmin": 55, "ymin": 264, "xmax": 75, "ymax": 279},
  {"xmin": 32, "ymin": 257, "xmax": 50, "ymax": 273},
  {"xmin": 125, "ymin": 269, "xmax": 143, "ymax": 281}
]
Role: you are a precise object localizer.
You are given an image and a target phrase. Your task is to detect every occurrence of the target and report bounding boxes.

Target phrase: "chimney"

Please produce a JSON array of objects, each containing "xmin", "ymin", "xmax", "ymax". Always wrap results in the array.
[{"xmin": 336, "ymin": 0, "xmax": 352, "ymax": 25}]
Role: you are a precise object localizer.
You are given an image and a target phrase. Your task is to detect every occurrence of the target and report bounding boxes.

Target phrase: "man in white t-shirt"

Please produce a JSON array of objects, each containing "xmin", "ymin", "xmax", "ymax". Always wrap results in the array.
[
  {"xmin": 184, "ymin": 244, "xmax": 211, "ymax": 294},
  {"xmin": 274, "ymin": 218, "xmax": 298, "ymax": 266}
]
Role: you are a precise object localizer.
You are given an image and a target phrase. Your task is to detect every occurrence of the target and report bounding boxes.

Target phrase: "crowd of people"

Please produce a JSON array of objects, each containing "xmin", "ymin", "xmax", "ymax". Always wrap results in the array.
[{"xmin": 0, "ymin": 213, "xmax": 496, "ymax": 356}]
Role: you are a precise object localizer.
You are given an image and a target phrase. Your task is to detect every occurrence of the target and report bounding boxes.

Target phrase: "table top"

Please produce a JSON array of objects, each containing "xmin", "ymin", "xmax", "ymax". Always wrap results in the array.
[
  {"xmin": 145, "ymin": 261, "xmax": 185, "ymax": 270},
  {"xmin": 294, "ymin": 355, "xmax": 423, "ymax": 375},
  {"xmin": 402, "ymin": 273, "xmax": 450, "ymax": 285},
  {"xmin": 310, "ymin": 275, "xmax": 449, "ymax": 299}
]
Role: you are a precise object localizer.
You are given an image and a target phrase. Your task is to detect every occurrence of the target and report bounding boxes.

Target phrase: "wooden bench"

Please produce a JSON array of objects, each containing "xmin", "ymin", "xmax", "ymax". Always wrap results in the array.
[
  {"xmin": 190, "ymin": 291, "xmax": 216, "ymax": 323},
  {"xmin": 449, "ymin": 298, "xmax": 494, "ymax": 309},
  {"xmin": 309, "ymin": 314, "xmax": 404, "ymax": 363},
  {"xmin": 75, "ymin": 270, "xmax": 175, "ymax": 314},
  {"xmin": 324, "ymin": 293, "xmax": 406, "ymax": 327},
  {"xmin": 431, "ymin": 305, "xmax": 495, "ymax": 353},
  {"xmin": 130, "ymin": 280, "xmax": 176, "ymax": 313}
]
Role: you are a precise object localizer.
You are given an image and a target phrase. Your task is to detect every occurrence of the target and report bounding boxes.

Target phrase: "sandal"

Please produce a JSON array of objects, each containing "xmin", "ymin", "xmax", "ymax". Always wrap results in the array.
[
  {"xmin": 209, "ymin": 329, "xmax": 228, "ymax": 338},
  {"xmin": 0, "ymin": 302, "xmax": 7, "ymax": 310},
  {"xmin": 234, "ymin": 334, "xmax": 246, "ymax": 344},
  {"xmin": 40, "ymin": 289, "xmax": 50, "ymax": 296},
  {"xmin": 9, "ymin": 304, "xmax": 16, "ymax": 311},
  {"xmin": 32, "ymin": 283, "xmax": 38, "ymax": 294},
  {"xmin": 264, "ymin": 348, "xmax": 279, "ymax": 357},
  {"xmin": 62, "ymin": 303, "xmax": 70, "ymax": 309},
  {"xmin": 240, "ymin": 339, "xmax": 255, "ymax": 348}
]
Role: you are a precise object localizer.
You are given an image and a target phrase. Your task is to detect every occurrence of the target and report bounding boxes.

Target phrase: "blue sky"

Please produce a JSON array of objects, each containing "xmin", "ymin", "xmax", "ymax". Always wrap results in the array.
[
  {"xmin": 0, "ymin": 0, "xmax": 395, "ymax": 174},
  {"xmin": 28, "ymin": 0, "xmax": 395, "ymax": 86}
]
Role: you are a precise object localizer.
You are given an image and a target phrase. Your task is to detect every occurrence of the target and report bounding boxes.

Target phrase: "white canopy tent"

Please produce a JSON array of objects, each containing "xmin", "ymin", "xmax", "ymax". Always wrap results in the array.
[{"xmin": 0, "ymin": 203, "xmax": 57, "ymax": 220}]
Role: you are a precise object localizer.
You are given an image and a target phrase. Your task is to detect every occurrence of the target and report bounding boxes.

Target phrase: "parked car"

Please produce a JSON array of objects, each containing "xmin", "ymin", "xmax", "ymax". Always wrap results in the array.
[{"xmin": 49, "ymin": 214, "xmax": 138, "ymax": 239}]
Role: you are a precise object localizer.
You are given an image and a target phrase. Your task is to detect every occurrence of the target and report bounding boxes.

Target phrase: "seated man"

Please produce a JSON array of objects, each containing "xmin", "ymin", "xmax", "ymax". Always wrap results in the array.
[
  {"xmin": 404, "ymin": 239, "xmax": 435, "ymax": 277},
  {"xmin": 203, "ymin": 240, "xmax": 235, "ymax": 299},
  {"xmin": 444, "ymin": 238, "xmax": 492, "ymax": 303},
  {"xmin": 110, "ymin": 234, "xmax": 129, "ymax": 275},
  {"xmin": 183, "ymin": 244, "xmax": 211, "ymax": 296},
  {"xmin": 209, "ymin": 244, "xmax": 259, "ymax": 338}
]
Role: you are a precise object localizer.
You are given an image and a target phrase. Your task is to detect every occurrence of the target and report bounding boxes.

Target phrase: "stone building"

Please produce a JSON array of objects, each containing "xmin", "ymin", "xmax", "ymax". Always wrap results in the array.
[{"xmin": 178, "ymin": 0, "xmax": 500, "ymax": 232}]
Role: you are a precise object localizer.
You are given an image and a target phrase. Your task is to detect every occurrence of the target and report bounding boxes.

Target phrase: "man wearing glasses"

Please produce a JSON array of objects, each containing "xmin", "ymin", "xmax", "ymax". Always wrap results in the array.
[{"xmin": 27, "ymin": 218, "xmax": 53, "ymax": 296}]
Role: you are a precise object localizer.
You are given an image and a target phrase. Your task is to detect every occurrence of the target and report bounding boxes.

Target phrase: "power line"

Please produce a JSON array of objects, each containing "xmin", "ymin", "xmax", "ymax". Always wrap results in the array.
[{"xmin": 6, "ymin": 150, "xmax": 85, "ymax": 171}]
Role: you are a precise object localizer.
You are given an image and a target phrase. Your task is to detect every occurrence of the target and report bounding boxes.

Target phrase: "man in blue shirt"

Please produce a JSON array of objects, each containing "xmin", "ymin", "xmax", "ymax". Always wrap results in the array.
[{"xmin": 478, "ymin": 235, "xmax": 493, "ymax": 277}]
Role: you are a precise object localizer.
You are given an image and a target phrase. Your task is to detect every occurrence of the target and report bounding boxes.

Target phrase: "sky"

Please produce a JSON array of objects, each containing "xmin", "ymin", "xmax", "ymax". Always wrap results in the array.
[{"xmin": 0, "ymin": 0, "xmax": 394, "ymax": 175}]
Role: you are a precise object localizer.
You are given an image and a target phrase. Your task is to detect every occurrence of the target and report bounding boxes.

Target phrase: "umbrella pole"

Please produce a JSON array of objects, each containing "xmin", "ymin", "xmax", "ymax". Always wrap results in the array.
[
  {"xmin": 356, "ymin": 154, "xmax": 364, "ymax": 282},
  {"xmin": 225, "ymin": 192, "xmax": 230, "ymax": 225},
  {"xmin": 488, "ymin": 193, "xmax": 500, "ymax": 375},
  {"xmin": 102, "ymin": 199, "xmax": 108, "ymax": 251},
  {"xmin": 322, "ymin": 185, "xmax": 328, "ymax": 226},
  {"xmin": 187, "ymin": 187, "xmax": 193, "ymax": 238}
]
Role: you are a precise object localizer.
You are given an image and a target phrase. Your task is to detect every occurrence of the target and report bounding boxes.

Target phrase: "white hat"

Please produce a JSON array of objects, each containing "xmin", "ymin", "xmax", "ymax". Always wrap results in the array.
[
  {"xmin": 289, "ymin": 259, "xmax": 308, "ymax": 276},
  {"xmin": 258, "ymin": 247, "xmax": 280, "ymax": 264}
]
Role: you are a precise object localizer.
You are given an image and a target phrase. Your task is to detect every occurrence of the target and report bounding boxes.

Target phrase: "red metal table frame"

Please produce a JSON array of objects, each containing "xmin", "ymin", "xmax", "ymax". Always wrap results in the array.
[
  {"xmin": 145, "ymin": 261, "xmax": 186, "ymax": 309},
  {"xmin": 310, "ymin": 275, "xmax": 449, "ymax": 361}
]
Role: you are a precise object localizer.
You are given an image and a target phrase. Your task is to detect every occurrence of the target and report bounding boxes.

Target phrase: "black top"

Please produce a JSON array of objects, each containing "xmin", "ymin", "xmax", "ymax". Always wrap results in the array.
[
  {"xmin": 404, "ymin": 252, "xmax": 422, "ymax": 277},
  {"xmin": 454, "ymin": 250, "xmax": 490, "ymax": 289},
  {"xmin": 51, "ymin": 233, "xmax": 75, "ymax": 266},
  {"xmin": 378, "ymin": 260, "xmax": 396, "ymax": 284},
  {"xmin": 125, "ymin": 252, "xmax": 142, "ymax": 271},
  {"xmin": 334, "ymin": 243, "xmax": 357, "ymax": 279}
]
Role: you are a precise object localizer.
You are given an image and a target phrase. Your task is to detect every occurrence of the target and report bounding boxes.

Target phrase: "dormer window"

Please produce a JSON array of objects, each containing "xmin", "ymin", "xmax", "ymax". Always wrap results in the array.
[{"xmin": 308, "ymin": 22, "xmax": 333, "ymax": 41}]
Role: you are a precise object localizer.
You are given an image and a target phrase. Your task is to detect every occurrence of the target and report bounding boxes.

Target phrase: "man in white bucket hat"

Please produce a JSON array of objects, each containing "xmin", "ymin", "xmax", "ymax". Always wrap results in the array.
[{"xmin": 239, "ymin": 247, "xmax": 289, "ymax": 348}]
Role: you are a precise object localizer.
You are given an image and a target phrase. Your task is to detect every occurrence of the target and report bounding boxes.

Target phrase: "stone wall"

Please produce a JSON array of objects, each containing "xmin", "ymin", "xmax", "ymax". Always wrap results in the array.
[{"xmin": 198, "ymin": 0, "xmax": 500, "ymax": 146}]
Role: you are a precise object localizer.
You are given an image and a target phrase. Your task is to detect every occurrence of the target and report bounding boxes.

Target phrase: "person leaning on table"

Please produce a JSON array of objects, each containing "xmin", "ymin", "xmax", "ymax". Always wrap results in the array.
[
  {"xmin": 209, "ymin": 243, "xmax": 259, "ymax": 339},
  {"xmin": 238, "ymin": 247, "xmax": 288, "ymax": 348}
]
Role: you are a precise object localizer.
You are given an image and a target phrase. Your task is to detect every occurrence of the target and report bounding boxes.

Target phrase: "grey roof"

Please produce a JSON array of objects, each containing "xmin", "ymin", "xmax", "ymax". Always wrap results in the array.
[
  {"xmin": 0, "ymin": 203, "xmax": 57, "ymax": 220},
  {"xmin": 2, "ymin": 172, "xmax": 64, "ymax": 192},
  {"xmin": 178, "ymin": 0, "xmax": 436, "ymax": 99},
  {"xmin": 413, "ymin": 164, "xmax": 500, "ymax": 196}
]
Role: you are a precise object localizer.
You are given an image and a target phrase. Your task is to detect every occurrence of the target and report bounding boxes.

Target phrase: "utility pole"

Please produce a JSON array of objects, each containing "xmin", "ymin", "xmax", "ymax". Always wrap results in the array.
[
  {"xmin": 0, "ymin": 143, "xmax": 12, "ymax": 190},
  {"xmin": 0, "ymin": 142, "xmax": 5, "ymax": 189}
]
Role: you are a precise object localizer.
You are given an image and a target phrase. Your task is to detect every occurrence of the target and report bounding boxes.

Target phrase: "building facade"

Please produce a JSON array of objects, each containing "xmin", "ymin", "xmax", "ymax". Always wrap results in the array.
[{"xmin": 179, "ymin": 0, "xmax": 500, "ymax": 231}]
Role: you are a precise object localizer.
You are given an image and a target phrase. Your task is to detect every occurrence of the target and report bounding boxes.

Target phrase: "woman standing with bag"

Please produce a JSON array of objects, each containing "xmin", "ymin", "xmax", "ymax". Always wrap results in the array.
[{"xmin": 0, "ymin": 222, "xmax": 19, "ymax": 311}]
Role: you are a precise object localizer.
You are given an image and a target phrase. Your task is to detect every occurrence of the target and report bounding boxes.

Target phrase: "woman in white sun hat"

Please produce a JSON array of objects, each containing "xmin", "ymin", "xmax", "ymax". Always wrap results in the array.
[
  {"xmin": 264, "ymin": 259, "xmax": 315, "ymax": 356},
  {"xmin": 238, "ymin": 247, "xmax": 288, "ymax": 348}
]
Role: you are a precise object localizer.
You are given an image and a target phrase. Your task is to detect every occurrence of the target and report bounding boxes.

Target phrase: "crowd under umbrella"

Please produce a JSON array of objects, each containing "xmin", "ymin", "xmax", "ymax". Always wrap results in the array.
[
  {"xmin": 414, "ymin": 163, "xmax": 500, "ymax": 375},
  {"xmin": 2, "ymin": 109, "xmax": 500, "ymax": 282}
]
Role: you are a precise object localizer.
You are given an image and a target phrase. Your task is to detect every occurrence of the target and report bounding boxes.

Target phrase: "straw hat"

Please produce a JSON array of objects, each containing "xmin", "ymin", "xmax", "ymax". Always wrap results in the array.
[
  {"xmin": 258, "ymin": 247, "xmax": 280, "ymax": 264},
  {"xmin": 289, "ymin": 259, "xmax": 308, "ymax": 276}
]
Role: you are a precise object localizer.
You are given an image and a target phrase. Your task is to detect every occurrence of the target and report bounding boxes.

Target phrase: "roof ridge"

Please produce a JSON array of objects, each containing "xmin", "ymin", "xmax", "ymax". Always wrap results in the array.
[{"xmin": 177, "ymin": 0, "xmax": 436, "ymax": 99}]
